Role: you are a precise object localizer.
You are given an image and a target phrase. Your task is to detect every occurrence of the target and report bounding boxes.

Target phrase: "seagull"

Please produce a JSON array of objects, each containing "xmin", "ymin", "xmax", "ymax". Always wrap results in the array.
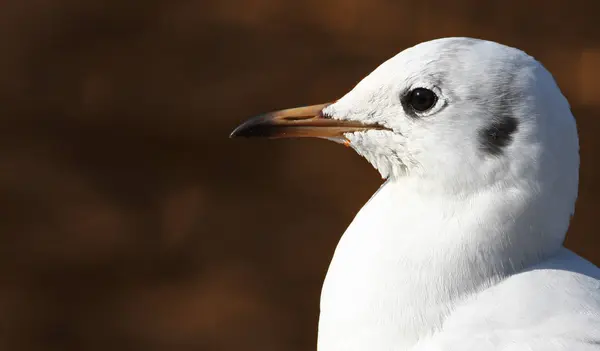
[{"xmin": 230, "ymin": 37, "xmax": 600, "ymax": 350}]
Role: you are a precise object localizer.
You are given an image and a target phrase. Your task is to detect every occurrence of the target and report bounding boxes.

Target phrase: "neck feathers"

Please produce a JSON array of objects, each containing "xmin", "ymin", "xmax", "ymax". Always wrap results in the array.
[{"xmin": 318, "ymin": 177, "xmax": 568, "ymax": 350}]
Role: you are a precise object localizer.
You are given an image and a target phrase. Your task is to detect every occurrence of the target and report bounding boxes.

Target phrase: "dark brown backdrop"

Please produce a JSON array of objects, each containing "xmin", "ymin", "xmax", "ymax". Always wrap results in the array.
[{"xmin": 1, "ymin": 0, "xmax": 599, "ymax": 350}]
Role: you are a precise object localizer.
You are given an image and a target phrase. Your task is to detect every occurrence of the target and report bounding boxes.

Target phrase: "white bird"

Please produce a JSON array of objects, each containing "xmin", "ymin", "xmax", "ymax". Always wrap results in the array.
[{"xmin": 231, "ymin": 37, "xmax": 600, "ymax": 350}]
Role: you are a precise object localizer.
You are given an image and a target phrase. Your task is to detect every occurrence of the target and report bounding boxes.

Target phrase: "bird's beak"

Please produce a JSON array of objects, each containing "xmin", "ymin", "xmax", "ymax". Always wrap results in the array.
[{"xmin": 230, "ymin": 103, "xmax": 388, "ymax": 140}]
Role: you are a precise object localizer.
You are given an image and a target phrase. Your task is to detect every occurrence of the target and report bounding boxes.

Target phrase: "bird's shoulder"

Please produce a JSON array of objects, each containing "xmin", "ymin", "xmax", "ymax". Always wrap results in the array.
[{"xmin": 416, "ymin": 248, "xmax": 600, "ymax": 350}]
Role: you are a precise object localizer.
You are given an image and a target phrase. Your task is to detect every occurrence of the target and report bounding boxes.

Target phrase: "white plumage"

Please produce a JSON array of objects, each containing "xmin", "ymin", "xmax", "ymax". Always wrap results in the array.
[
  {"xmin": 318, "ymin": 38, "xmax": 599, "ymax": 351},
  {"xmin": 232, "ymin": 37, "xmax": 600, "ymax": 350}
]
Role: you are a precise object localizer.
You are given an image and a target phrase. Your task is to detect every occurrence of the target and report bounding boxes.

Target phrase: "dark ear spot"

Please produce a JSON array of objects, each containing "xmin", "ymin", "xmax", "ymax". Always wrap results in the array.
[{"xmin": 479, "ymin": 116, "xmax": 519, "ymax": 155}]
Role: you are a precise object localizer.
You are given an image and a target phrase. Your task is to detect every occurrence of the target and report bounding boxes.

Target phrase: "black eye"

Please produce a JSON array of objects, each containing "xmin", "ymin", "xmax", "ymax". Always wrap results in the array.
[{"xmin": 407, "ymin": 88, "xmax": 437, "ymax": 112}]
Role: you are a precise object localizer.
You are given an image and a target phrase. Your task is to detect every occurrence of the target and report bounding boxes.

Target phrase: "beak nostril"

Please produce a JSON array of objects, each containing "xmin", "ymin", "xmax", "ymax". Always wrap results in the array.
[{"xmin": 282, "ymin": 116, "xmax": 312, "ymax": 121}]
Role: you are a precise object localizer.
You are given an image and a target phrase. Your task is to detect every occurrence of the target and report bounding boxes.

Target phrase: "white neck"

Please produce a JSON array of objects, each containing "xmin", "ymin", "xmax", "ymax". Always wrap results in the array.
[{"xmin": 317, "ymin": 176, "xmax": 566, "ymax": 351}]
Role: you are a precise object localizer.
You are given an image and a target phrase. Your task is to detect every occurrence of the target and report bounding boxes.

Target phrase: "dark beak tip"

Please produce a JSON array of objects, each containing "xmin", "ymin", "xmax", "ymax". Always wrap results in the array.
[
  {"xmin": 229, "ymin": 128, "xmax": 245, "ymax": 139},
  {"xmin": 229, "ymin": 119, "xmax": 252, "ymax": 138},
  {"xmin": 230, "ymin": 119, "xmax": 265, "ymax": 139},
  {"xmin": 229, "ymin": 128, "xmax": 240, "ymax": 138},
  {"xmin": 231, "ymin": 110, "xmax": 286, "ymax": 139}
]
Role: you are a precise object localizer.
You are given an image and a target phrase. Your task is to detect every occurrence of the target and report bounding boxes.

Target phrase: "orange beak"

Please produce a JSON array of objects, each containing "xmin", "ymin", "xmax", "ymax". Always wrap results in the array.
[{"xmin": 230, "ymin": 103, "xmax": 389, "ymax": 140}]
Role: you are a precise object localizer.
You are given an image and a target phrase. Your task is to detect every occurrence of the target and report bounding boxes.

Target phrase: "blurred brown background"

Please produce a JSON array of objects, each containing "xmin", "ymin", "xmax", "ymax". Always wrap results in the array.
[{"xmin": 0, "ymin": 0, "xmax": 599, "ymax": 350}]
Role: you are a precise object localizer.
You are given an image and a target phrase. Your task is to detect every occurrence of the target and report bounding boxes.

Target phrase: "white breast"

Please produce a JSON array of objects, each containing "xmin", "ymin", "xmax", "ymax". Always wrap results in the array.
[{"xmin": 316, "ymin": 179, "xmax": 597, "ymax": 351}]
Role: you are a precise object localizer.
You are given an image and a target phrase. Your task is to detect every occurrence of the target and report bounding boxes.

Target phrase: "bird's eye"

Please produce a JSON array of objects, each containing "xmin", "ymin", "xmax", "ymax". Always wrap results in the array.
[{"xmin": 407, "ymin": 88, "xmax": 437, "ymax": 112}]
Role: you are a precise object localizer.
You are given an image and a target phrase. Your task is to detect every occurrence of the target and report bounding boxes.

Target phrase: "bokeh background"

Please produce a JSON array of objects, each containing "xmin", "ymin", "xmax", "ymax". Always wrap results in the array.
[{"xmin": 1, "ymin": 0, "xmax": 599, "ymax": 350}]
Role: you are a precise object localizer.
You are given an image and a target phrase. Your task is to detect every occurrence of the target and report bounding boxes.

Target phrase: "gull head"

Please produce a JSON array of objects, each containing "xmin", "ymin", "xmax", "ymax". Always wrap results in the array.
[{"xmin": 231, "ymin": 37, "xmax": 579, "ymax": 201}]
